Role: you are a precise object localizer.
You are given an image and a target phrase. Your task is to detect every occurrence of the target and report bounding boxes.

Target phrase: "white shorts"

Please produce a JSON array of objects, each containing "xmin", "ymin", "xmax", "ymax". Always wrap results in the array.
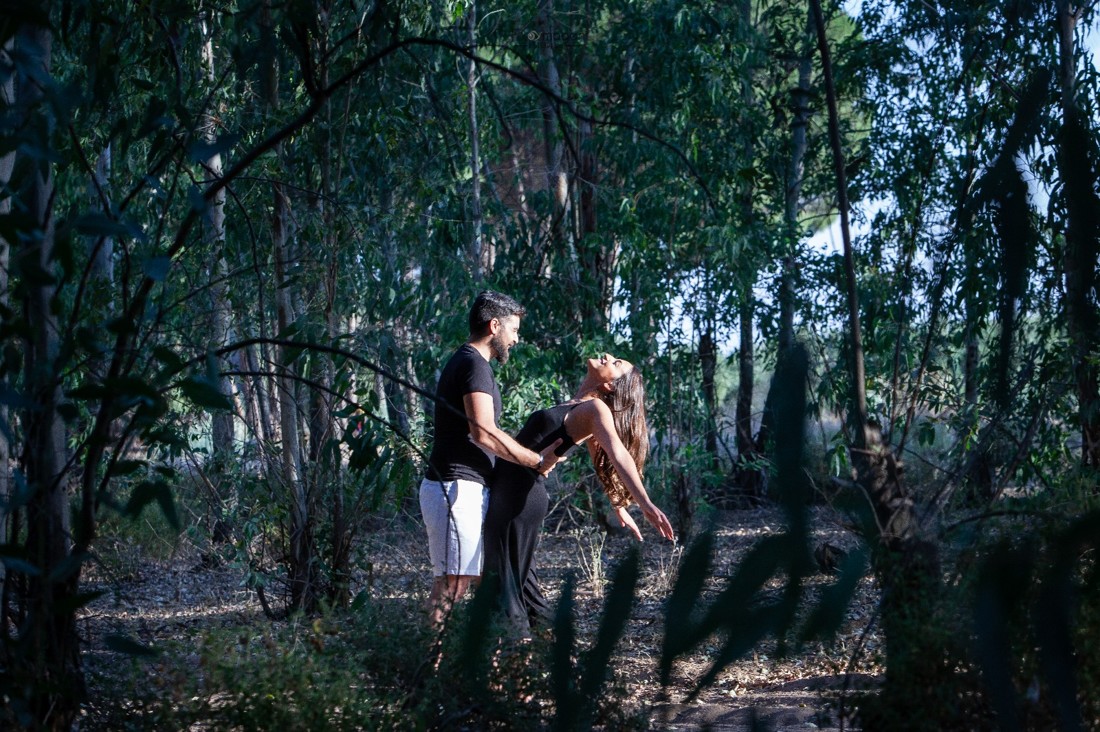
[{"xmin": 419, "ymin": 478, "xmax": 489, "ymax": 577}]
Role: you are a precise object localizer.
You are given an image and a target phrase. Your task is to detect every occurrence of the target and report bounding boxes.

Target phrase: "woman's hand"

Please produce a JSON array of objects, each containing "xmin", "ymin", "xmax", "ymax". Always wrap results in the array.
[
  {"xmin": 640, "ymin": 501, "xmax": 676, "ymax": 542},
  {"xmin": 614, "ymin": 507, "xmax": 643, "ymax": 542}
]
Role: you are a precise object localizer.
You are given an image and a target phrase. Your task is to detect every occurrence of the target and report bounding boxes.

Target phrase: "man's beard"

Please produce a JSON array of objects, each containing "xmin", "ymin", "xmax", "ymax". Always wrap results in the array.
[{"xmin": 490, "ymin": 332, "xmax": 511, "ymax": 364}]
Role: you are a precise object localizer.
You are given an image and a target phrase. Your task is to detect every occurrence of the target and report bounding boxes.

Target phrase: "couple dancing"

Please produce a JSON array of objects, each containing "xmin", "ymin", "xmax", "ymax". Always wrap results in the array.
[{"xmin": 419, "ymin": 291, "xmax": 675, "ymax": 636}]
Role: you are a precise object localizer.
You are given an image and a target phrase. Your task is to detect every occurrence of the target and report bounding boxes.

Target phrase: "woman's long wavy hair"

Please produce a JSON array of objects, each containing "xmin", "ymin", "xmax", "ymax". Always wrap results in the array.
[{"xmin": 593, "ymin": 367, "xmax": 648, "ymax": 508}]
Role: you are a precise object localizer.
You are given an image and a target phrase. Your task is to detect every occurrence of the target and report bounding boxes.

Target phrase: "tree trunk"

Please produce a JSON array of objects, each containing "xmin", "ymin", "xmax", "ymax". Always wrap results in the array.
[
  {"xmin": 779, "ymin": 37, "xmax": 811, "ymax": 340},
  {"xmin": 960, "ymin": 184, "xmax": 984, "ymax": 497},
  {"xmin": 315, "ymin": 33, "xmax": 350, "ymax": 607},
  {"xmin": 378, "ymin": 187, "xmax": 412, "ymax": 437},
  {"xmin": 0, "ymin": 36, "xmax": 14, "ymax": 613},
  {"xmin": 88, "ymin": 145, "xmax": 115, "ymax": 291},
  {"xmin": 577, "ymin": 117, "xmax": 613, "ymax": 334},
  {"xmin": 735, "ymin": 291, "xmax": 763, "ymax": 496},
  {"xmin": 756, "ymin": 12, "xmax": 811, "ymax": 459},
  {"xmin": 466, "ymin": 0, "xmax": 485, "ymax": 281},
  {"xmin": 810, "ymin": 1, "xmax": 941, "ymax": 721},
  {"xmin": 13, "ymin": 12, "xmax": 84, "ymax": 726},
  {"xmin": 962, "ymin": 266, "xmax": 995, "ymax": 501},
  {"xmin": 273, "ymin": 184, "xmax": 314, "ymax": 613},
  {"xmin": 1056, "ymin": 0, "xmax": 1100, "ymax": 468},
  {"xmin": 200, "ymin": 7, "xmax": 236, "ymax": 473},
  {"xmin": 699, "ymin": 326, "xmax": 719, "ymax": 472},
  {"xmin": 734, "ymin": 0, "xmax": 766, "ymax": 498},
  {"xmin": 537, "ymin": 0, "xmax": 573, "ymax": 266},
  {"xmin": 629, "ymin": 270, "xmax": 657, "ymax": 360},
  {"xmin": 243, "ymin": 339, "xmax": 274, "ymax": 452},
  {"xmin": 259, "ymin": 0, "xmax": 314, "ymax": 613}
]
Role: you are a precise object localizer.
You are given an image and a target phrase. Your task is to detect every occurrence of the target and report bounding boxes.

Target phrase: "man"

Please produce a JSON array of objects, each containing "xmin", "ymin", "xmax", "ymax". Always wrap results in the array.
[{"xmin": 420, "ymin": 290, "xmax": 563, "ymax": 627}]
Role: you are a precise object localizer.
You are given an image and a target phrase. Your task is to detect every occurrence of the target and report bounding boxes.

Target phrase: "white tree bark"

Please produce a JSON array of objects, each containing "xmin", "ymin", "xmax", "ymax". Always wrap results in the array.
[
  {"xmin": 466, "ymin": 1, "xmax": 485, "ymax": 280},
  {"xmin": 200, "ymin": 5, "xmax": 236, "ymax": 466}
]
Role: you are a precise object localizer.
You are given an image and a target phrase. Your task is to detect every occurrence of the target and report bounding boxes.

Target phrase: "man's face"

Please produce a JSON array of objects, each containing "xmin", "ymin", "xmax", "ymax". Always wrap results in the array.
[{"xmin": 489, "ymin": 314, "xmax": 521, "ymax": 364}]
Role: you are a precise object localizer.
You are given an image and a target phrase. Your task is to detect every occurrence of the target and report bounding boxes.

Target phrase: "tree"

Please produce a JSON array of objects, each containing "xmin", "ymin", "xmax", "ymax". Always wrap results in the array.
[{"xmin": 1056, "ymin": 0, "xmax": 1100, "ymax": 468}]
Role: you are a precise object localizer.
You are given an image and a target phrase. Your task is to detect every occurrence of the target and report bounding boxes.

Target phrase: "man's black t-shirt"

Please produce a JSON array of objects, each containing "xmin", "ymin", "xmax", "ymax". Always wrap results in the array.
[{"xmin": 425, "ymin": 344, "xmax": 501, "ymax": 483}]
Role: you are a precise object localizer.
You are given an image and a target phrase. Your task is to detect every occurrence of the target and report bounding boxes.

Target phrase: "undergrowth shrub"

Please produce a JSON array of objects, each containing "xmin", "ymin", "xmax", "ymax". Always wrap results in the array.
[
  {"xmin": 852, "ymin": 575, "xmax": 992, "ymax": 731},
  {"xmin": 83, "ymin": 579, "xmax": 649, "ymax": 730},
  {"xmin": 852, "ymin": 505, "xmax": 1100, "ymax": 731}
]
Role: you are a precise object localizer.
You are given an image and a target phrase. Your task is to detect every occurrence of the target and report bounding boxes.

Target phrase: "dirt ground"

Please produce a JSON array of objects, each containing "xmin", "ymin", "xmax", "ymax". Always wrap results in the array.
[{"xmin": 78, "ymin": 503, "xmax": 883, "ymax": 730}]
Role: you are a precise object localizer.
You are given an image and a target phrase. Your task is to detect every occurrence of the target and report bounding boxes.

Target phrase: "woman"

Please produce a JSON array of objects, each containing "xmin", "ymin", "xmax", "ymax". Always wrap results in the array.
[{"xmin": 483, "ymin": 353, "xmax": 676, "ymax": 635}]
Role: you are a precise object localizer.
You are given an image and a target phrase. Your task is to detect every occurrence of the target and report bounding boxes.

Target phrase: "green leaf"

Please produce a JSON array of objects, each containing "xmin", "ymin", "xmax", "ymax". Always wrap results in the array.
[
  {"xmin": 68, "ymin": 382, "xmax": 107, "ymax": 401},
  {"xmin": 188, "ymin": 185, "xmax": 206, "ymax": 213},
  {"xmin": 694, "ymin": 605, "xmax": 776, "ymax": 697},
  {"xmin": 13, "ymin": 254, "xmax": 57, "ymax": 286},
  {"xmin": 108, "ymin": 459, "xmax": 147, "ymax": 477},
  {"xmin": 179, "ymin": 376, "xmax": 232, "ymax": 411},
  {"xmin": 143, "ymin": 256, "xmax": 172, "ymax": 282},
  {"xmin": 46, "ymin": 551, "xmax": 91, "ymax": 583},
  {"xmin": 280, "ymin": 343, "xmax": 305, "ymax": 366},
  {"xmin": 798, "ymin": 548, "xmax": 868, "ymax": 644},
  {"xmin": 105, "ymin": 316, "xmax": 137, "ymax": 335},
  {"xmin": 152, "ymin": 346, "xmax": 186, "ymax": 373},
  {"xmin": 72, "ymin": 212, "xmax": 142, "ymax": 241},
  {"xmin": 458, "ymin": 572, "xmax": 499, "ymax": 686},
  {"xmin": 136, "ymin": 98, "xmax": 173, "ymax": 138},
  {"xmin": 124, "ymin": 480, "xmax": 180, "ymax": 531},
  {"xmin": 188, "ymin": 133, "xmax": 240, "ymax": 163},
  {"xmin": 102, "ymin": 376, "xmax": 160, "ymax": 404},
  {"xmin": 0, "ymin": 6, "xmax": 50, "ymax": 45},
  {"xmin": 579, "ymin": 548, "xmax": 639, "ymax": 718},
  {"xmin": 350, "ymin": 590, "xmax": 370, "ymax": 613},
  {"xmin": 973, "ymin": 541, "xmax": 1032, "ymax": 732},
  {"xmin": 660, "ymin": 532, "xmax": 713, "ymax": 685},
  {"xmin": 56, "ymin": 589, "xmax": 107, "ymax": 615},
  {"xmin": 104, "ymin": 634, "xmax": 159, "ymax": 657},
  {"xmin": 0, "ymin": 555, "xmax": 41, "ymax": 577},
  {"xmin": 0, "ymin": 211, "xmax": 35, "ymax": 248},
  {"xmin": 75, "ymin": 326, "xmax": 107, "ymax": 356},
  {"xmin": 57, "ymin": 402, "xmax": 80, "ymax": 422},
  {"xmin": 666, "ymin": 534, "xmax": 790, "ymax": 694},
  {"xmin": 551, "ymin": 574, "xmax": 578, "ymax": 732},
  {"xmin": 917, "ymin": 420, "xmax": 936, "ymax": 447}
]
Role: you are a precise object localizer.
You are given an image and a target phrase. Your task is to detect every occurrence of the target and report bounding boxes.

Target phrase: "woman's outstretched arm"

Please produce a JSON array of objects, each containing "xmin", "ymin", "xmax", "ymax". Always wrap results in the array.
[{"xmin": 579, "ymin": 401, "xmax": 676, "ymax": 541}]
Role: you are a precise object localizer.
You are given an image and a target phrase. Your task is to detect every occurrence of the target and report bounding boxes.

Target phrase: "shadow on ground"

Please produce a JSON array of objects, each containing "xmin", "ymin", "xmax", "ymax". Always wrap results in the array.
[{"xmin": 651, "ymin": 672, "xmax": 880, "ymax": 731}]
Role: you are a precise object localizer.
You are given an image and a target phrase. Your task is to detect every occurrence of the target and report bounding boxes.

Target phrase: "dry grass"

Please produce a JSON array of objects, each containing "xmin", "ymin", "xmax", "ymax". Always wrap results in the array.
[{"xmin": 78, "ymin": 503, "xmax": 883, "ymax": 730}]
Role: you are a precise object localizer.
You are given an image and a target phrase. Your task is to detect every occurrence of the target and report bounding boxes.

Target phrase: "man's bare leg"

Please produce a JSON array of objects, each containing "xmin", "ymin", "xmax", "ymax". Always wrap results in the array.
[{"xmin": 426, "ymin": 573, "xmax": 476, "ymax": 628}]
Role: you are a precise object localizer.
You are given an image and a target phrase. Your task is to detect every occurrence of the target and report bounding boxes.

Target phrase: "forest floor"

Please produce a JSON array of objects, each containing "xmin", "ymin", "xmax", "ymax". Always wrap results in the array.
[{"xmin": 77, "ymin": 503, "xmax": 883, "ymax": 730}]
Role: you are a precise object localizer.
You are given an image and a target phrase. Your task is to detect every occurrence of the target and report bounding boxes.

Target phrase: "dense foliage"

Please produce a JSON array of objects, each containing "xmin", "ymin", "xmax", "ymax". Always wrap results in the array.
[{"xmin": 1, "ymin": 0, "xmax": 1098, "ymax": 729}]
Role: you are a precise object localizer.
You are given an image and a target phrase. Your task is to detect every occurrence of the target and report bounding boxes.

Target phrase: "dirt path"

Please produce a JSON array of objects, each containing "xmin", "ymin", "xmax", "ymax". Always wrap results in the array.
[
  {"xmin": 79, "ymin": 505, "xmax": 881, "ymax": 729},
  {"xmin": 652, "ymin": 673, "xmax": 880, "ymax": 730}
]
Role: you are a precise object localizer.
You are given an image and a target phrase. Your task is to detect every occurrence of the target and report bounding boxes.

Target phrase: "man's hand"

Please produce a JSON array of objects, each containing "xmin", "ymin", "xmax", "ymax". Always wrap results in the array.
[{"xmin": 538, "ymin": 439, "xmax": 565, "ymax": 476}]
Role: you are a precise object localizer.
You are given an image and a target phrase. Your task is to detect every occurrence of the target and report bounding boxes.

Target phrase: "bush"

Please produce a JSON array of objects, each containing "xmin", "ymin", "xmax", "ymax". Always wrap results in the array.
[
  {"xmin": 852, "ymin": 507, "xmax": 1100, "ymax": 731},
  {"xmin": 81, "ymin": 579, "xmax": 649, "ymax": 730}
]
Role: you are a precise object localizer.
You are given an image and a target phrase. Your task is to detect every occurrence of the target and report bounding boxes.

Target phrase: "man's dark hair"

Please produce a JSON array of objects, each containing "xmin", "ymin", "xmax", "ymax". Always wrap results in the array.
[{"xmin": 469, "ymin": 290, "xmax": 526, "ymax": 337}]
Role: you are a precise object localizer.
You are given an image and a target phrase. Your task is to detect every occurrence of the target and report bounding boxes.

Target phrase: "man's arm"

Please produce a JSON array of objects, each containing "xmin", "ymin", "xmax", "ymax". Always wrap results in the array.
[{"xmin": 464, "ymin": 392, "xmax": 563, "ymax": 475}]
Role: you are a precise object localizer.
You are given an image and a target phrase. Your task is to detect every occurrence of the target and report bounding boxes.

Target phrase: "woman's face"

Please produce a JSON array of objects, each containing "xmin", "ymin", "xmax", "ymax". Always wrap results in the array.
[{"xmin": 587, "ymin": 353, "xmax": 633, "ymax": 383}]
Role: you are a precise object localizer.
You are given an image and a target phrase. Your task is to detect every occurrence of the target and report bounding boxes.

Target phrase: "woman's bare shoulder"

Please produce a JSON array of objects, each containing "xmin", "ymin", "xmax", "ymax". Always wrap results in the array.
[
  {"xmin": 571, "ymin": 398, "xmax": 614, "ymax": 429},
  {"xmin": 573, "ymin": 397, "xmax": 611, "ymax": 416},
  {"xmin": 564, "ymin": 398, "xmax": 610, "ymax": 435}
]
